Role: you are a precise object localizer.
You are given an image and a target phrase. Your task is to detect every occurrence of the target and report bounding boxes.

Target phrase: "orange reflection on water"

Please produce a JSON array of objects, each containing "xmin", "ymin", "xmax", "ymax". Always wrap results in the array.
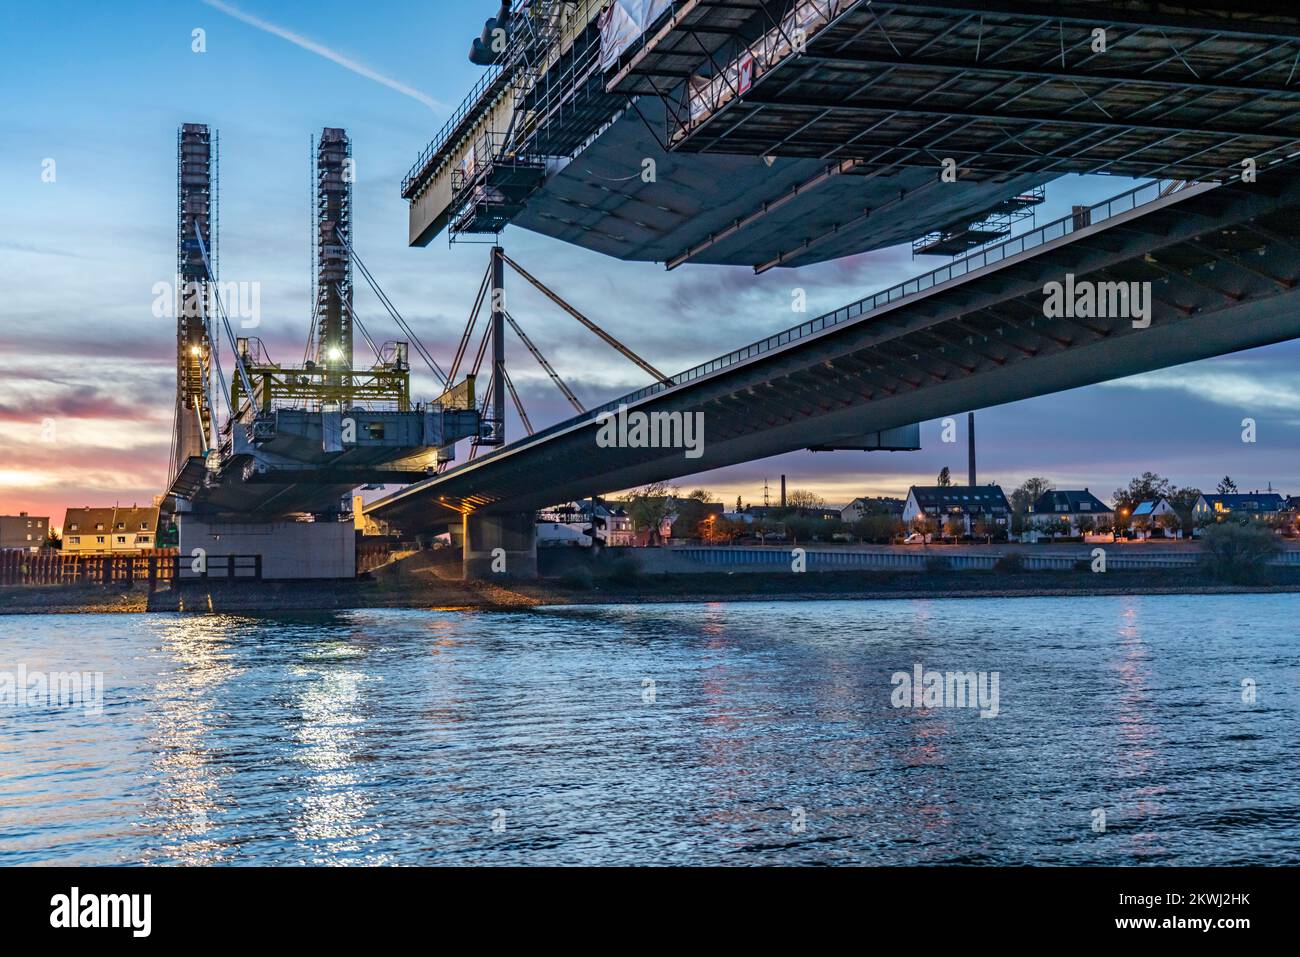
[
  {"xmin": 1108, "ymin": 599, "xmax": 1166, "ymax": 858},
  {"xmin": 142, "ymin": 615, "xmax": 247, "ymax": 865}
]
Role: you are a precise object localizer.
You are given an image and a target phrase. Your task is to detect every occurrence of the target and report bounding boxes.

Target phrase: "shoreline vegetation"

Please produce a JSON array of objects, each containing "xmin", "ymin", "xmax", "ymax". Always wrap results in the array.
[{"xmin": 2, "ymin": 549, "xmax": 1298, "ymax": 615}]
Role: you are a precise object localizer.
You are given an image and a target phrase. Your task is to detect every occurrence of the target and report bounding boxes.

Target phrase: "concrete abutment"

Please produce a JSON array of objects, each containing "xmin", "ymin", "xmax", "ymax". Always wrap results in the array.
[{"xmin": 462, "ymin": 511, "xmax": 537, "ymax": 579}]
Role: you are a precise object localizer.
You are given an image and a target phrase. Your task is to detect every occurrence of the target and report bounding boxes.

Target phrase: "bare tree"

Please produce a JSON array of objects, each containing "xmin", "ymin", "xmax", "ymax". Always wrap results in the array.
[
  {"xmin": 1009, "ymin": 477, "xmax": 1053, "ymax": 514},
  {"xmin": 623, "ymin": 481, "xmax": 677, "ymax": 545},
  {"xmin": 786, "ymin": 489, "xmax": 824, "ymax": 510}
]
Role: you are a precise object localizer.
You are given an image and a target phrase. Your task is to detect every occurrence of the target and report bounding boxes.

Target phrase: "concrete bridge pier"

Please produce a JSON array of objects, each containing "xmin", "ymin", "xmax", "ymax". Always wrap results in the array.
[
  {"xmin": 447, "ymin": 521, "xmax": 465, "ymax": 553},
  {"xmin": 463, "ymin": 511, "xmax": 537, "ymax": 579},
  {"xmin": 175, "ymin": 514, "xmax": 355, "ymax": 579}
]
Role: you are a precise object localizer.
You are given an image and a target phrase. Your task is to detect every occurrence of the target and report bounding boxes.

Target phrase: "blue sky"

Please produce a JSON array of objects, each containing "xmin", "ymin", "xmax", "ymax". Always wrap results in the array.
[{"xmin": 2, "ymin": 0, "xmax": 1298, "ymax": 523}]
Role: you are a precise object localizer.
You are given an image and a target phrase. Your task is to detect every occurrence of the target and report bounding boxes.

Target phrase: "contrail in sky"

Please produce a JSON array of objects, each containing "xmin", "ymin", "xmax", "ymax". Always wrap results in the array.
[{"xmin": 202, "ymin": 0, "xmax": 446, "ymax": 113}]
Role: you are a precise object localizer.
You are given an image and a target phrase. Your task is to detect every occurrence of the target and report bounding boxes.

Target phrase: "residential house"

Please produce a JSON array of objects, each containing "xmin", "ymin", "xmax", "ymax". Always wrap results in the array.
[
  {"xmin": 1193, "ymin": 492, "xmax": 1289, "ymax": 524},
  {"xmin": 839, "ymin": 496, "xmax": 904, "ymax": 523},
  {"xmin": 537, "ymin": 500, "xmax": 635, "ymax": 546},
  {"xmin": 1129, "ymin": 497, "xmax": 1180, "ymax": 537},
  {"xmin": 903, "ymin": 485, "xmax": 1011, "ymax": 536},
  {"xmin": 603, "ymin": 506, "xmax": 634, "ymax": 546},
  {"xmin": 109, "ymin": 505, "xmax": 159, "ymax": 554},
  {"xmin": 62, "ymin": 507, "xmax": 115, "ymax": 556},
  {"xmin": 0, "ymin": 513, "xmax": 50, "ymax": 552},
  {"xmin": 580, "ymin": 501, "xmax": 634, "ymax": 546},
  {"xmin": 63, "ymin": 505, "xmax": 160, "ymax": 556},
  {"xmin": 1029, "ymin": 489, "xmax": 1113, "ymax": 536}
]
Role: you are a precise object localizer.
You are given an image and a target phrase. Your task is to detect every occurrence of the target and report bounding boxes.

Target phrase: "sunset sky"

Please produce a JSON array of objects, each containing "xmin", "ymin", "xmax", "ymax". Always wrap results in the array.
[{"xmin": 3, "ymin": 0, "xmax": 1298, "ymax": 530}]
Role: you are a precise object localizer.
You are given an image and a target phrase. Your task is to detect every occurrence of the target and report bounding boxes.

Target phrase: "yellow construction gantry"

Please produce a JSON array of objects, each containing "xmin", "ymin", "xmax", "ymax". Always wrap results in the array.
[{"xmin": 232, "ymin": 337, "xmax": 413, "ymax": 418}]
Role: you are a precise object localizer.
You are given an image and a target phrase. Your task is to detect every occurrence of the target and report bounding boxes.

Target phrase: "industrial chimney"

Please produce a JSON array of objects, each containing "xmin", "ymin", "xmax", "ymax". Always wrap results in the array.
[{"xmin": 968, "ymin": 412, "xmax": 977, "ymax": 486}]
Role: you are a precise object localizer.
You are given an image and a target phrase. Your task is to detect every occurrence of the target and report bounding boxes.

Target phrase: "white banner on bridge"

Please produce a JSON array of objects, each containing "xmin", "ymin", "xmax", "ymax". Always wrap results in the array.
[
  {"xmin": 599, "ymin": 0, "xmax": 673, "ymax": 71},
  {"xmin": 422, "ymin": 407, "xmax": 444, "ymax": 448},
  {"xmin": 322, "ymin": 408, "xmax": 343, "ymax": 453}
]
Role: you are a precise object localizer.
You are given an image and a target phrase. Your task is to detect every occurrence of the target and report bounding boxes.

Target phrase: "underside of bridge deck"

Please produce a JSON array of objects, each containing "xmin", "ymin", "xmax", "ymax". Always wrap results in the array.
[{"xmin": 371, "ymin": 171, "xmax": 1300, "ymax": 535}]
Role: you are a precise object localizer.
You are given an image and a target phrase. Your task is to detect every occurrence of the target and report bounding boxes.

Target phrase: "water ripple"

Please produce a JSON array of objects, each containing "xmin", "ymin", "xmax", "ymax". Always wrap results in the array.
[{"xmin": 0, "ymin": 595, "xmax": 1297, "ymax": 865}]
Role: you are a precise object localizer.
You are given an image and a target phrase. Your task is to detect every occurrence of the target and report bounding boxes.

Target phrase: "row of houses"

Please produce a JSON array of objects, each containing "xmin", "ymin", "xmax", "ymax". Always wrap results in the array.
[
  {"xmin": 536, "ymin": 483, "xmax": 1299, "ymax": 548},
  {"xmin": 843, "ymin": 486, "xmax": 1299, "ymax": 538},
  {"xmin": 1, "ymin": 504, "xmax": 168, "ymax": 555}
]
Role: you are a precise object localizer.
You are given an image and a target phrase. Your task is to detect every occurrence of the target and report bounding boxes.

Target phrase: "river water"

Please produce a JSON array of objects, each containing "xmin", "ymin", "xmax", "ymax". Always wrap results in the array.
[{"xmin": 0, "ymin": 595, "xmax": 1295, "ymax": 865}]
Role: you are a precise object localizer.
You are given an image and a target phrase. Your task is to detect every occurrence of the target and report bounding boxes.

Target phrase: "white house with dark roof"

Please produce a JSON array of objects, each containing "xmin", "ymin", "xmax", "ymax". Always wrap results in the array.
[
  {"xmin": 1029, "ymin": 489, "xmax": 1114, "ymax": 536},
  {"xmin": 1130, "ymin": 497, "xmax": 1180, "ymax": 537},
  {"xmin": 902, "ymin": 485, "xmax": 1010, "ymax": 536}
]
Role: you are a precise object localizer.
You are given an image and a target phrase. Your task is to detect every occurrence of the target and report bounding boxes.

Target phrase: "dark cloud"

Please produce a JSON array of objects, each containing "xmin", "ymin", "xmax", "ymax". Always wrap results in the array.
[{"xmin": 0, "ymin": 385, "xmax": 162, "ymax": 424}]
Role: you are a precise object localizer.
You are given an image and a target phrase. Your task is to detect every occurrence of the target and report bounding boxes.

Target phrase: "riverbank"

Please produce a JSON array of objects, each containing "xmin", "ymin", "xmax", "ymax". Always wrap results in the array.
[{"xmin": 3, "ymin": 558, "xmax": 1298, "ymax": 615}]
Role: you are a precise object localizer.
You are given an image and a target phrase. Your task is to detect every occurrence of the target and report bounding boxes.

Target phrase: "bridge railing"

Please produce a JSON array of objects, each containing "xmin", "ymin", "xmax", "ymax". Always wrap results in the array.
[
  {"xmin": 464, "ymin": 176, "xmax": 1198, "ymax": 464},
  {"xmin": 403, "ymin": 64, "xmax": 506, "ymax": 198}
]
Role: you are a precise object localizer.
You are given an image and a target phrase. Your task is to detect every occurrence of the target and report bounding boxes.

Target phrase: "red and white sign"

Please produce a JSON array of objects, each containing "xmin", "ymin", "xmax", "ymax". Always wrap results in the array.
[{"xmin": 737, "ymin": 54, "xmax": 755, "ymax": 95}]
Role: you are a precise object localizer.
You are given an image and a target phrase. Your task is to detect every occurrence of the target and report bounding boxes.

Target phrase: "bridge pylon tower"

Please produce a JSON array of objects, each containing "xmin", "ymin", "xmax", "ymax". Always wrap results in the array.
[
  {"xmin": 315, "ymin": 128, "xmax": 353, "ymax": 383},
  {"xmin": 173, "ymin": 122, "xmax": 217, "ymax": 477}
]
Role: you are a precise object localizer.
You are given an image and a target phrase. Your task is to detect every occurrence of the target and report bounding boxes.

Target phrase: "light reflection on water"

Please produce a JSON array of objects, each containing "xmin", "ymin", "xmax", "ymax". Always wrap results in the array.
[{"xmin": 0, "ymin": 594, "xmax": 1296, "ymax": 866}]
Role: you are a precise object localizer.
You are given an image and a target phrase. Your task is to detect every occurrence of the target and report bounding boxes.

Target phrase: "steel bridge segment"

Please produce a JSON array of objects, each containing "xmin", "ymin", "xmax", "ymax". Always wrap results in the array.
[
  {"xmin": 405, "ymin": 3, "xmax": 1300, "ymax": 271},
  {"xmin": 637, "ymin": 1, "xmax": 1300, "ymax": 182},
  {"xmin": 508, "ymin": 95, "xmax": 1054, "ymax": 268},
  {"xmin": 404, "ymin": 2, "xmax": 1058, "ymax": 269},
  {"xmin": 369, "ymin": 171, "xmax": 1300, "ymax": 533}
]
